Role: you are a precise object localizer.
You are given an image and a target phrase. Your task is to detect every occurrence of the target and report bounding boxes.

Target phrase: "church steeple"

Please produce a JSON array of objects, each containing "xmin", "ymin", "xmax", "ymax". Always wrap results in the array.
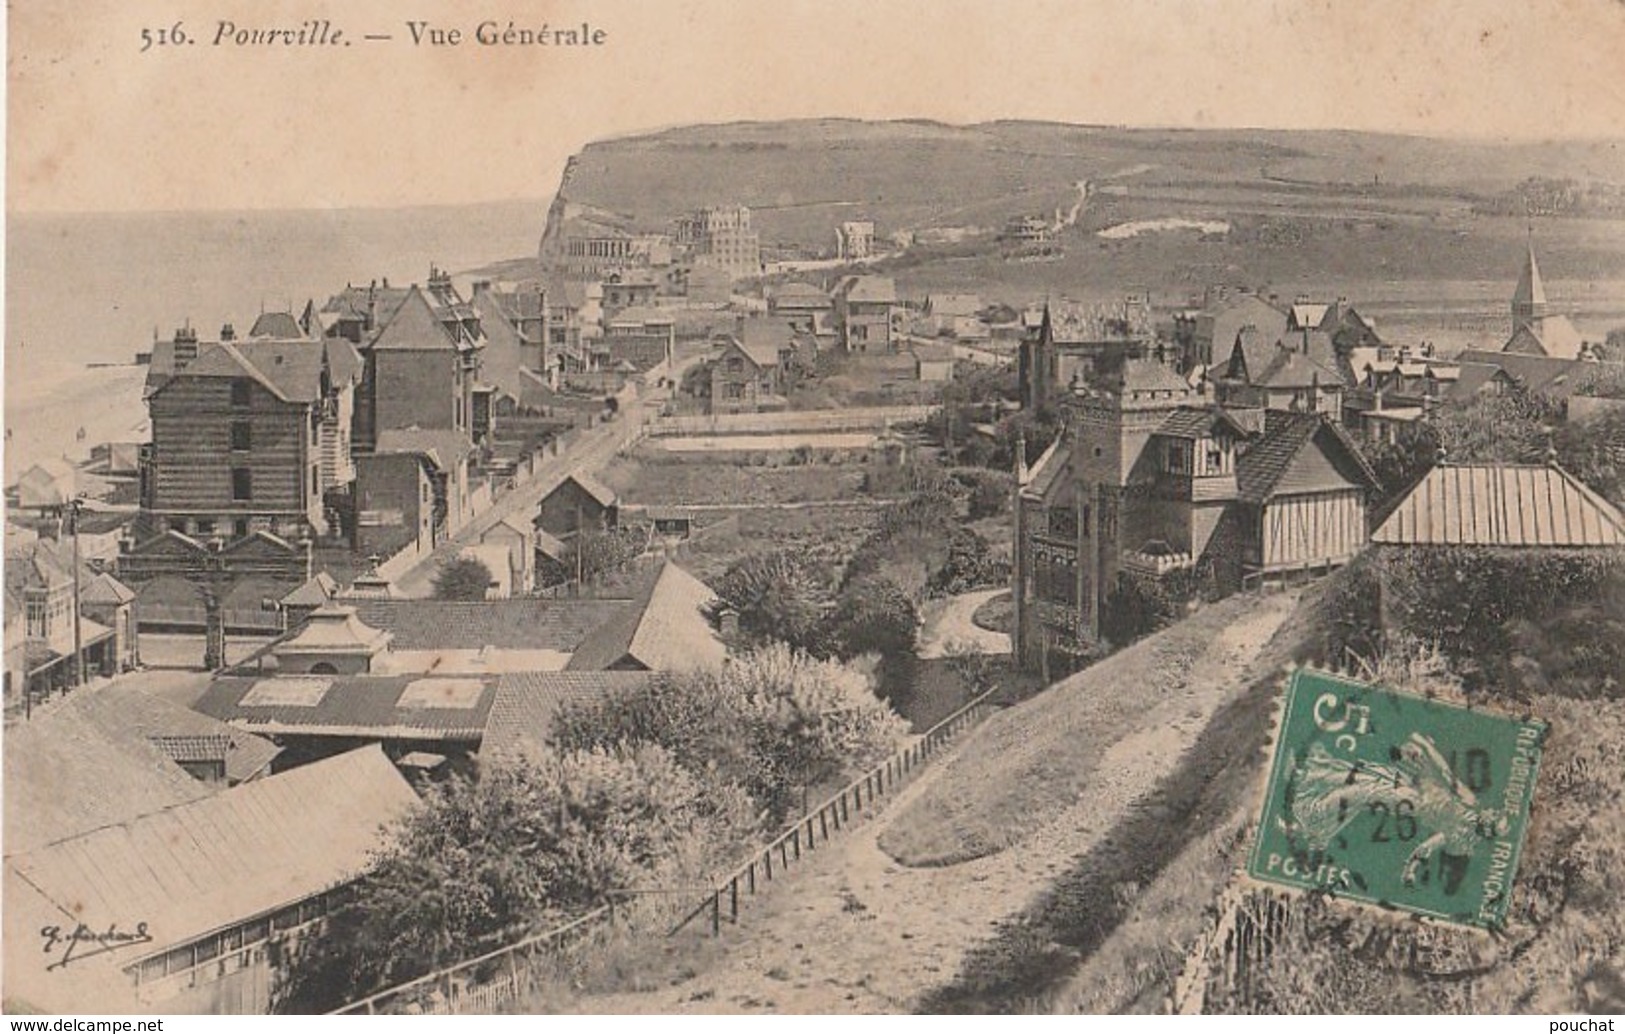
[{"xmin": 1512, "ymin": 240, "xmax": 1548, "ymax": 332}]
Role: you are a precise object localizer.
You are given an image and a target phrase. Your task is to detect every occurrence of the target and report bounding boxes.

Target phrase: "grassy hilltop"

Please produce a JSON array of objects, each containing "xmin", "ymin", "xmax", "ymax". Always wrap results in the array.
[{"xmin": 538, "ymin": 119, "xmax": 1625, "ymax": 336}]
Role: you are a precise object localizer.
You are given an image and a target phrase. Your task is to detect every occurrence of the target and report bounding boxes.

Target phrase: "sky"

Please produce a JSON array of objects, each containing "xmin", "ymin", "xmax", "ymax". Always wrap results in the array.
[{"xmin": 8, "ymin": 0, "xmax": 1625, "ymax": 213}]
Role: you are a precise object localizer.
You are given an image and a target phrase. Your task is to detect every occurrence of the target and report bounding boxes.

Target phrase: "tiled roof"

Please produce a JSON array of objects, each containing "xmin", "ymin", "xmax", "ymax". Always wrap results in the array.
[
  {"xmin": 369, "ymin": 288, "xmax": 458, "ymax": 352},
  {"xmin": 3, "ymin": 695, "xmax": 214, "ymax": 856},
  {"xmin": 1225, "ymin": 326, "xmax": 1280, "ymax": 383},
  {"xmin": 5, "ymin": 746, "xmax": 416, "ymax": 982},
  {"xmin": 346, "ymin": 597, "xmax": 631, "ymax": 651},
  {"xmin": 1235, "ymin": 413, "xmax": 1377, "ymax": 505},
  {"xmin": 63, "ymin": 685, "xmax": 282, "ymax": 784},
  {"xmin": 150, "ymin": 734, "xmax": 234, "ymax": 764},
  {"xmin": 195, "ymin": 674, "xmax": 500, "ymax": 740},
  {"xmin": 1154, "ymin": 406, "xmax": 1253, "ymax": 440},
  {"xmin": 483, "ymin": 671, "xmax": 664, "ymax": 756},
  {"xmin": 1372, "ymin": 462, "xmax": 1625, "ymax": 548},
  {"xmin": 565, "ymin": 562, "xmax": 725, "ymax": 673}
]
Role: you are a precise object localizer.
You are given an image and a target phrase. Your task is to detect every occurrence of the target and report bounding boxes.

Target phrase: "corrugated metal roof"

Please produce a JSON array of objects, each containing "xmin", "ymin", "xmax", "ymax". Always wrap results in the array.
[
  {"xmin": 7, "ymin": 746, "xmax": 416, "ymax": 962},
  {"xmin": 1372, "ymin": 462, "xmax": 1625, "ymax": 547}
]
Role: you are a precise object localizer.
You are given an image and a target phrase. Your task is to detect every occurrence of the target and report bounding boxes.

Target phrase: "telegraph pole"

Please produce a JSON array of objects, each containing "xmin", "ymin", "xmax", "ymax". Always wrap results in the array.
[{"xmin": 67, "ymin": 497, "xmax": 85, "ymax": 690}]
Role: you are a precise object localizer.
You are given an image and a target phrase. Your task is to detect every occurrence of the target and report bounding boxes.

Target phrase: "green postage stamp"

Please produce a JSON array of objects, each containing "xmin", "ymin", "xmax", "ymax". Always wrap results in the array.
[{"xmin": 1249, "ymin": 669, "xmax": 1547, "ymax": 928}]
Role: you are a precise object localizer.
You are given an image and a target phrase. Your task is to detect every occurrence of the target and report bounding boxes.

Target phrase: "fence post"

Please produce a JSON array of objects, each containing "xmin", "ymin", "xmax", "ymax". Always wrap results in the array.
[
  {"xmin": 711, "ymin": 891, "xmax": 721, "ymax": 937},
  {"xmin": 820, "ymin": 808, "xmax": 829, "ymax": 841},
  {"xmin": 730, "ymin": 877, "xmax": 739, "ymax": 922},
  {"xmin": 793, "ymin": 827, "xmax": 802, "ymax": 860},
  {"xmin": 765, "ymin": 848, "xmax": 773, "ymax": 880},
  {"xmin": 749, "ymin": 860, "xmax": 757, "ymax": 894}
]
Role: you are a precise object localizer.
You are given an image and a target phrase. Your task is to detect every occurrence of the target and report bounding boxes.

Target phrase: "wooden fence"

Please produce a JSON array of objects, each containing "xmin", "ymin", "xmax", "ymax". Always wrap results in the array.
[
  {"xmin": 669, "ymin": 683, "xmax": 1003, "ymax": 937},
  {"xmin": 328, "ymin": 905, "xmax": 615, "ymax": 1015}
]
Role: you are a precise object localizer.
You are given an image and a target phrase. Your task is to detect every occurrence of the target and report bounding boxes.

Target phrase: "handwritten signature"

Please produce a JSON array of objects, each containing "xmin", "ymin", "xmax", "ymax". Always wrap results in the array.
[{"xmin": 39, "ymin": 922, "xmax": 153, "ymax": 971}]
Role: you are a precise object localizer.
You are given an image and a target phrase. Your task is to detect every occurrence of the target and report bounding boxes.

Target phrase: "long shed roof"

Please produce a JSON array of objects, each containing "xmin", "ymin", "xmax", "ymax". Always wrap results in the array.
[
  {"xmin": 4, "ymin": 746, "xmax": 415, "ymax": 1011},
  {"xmin": 1372, "ymin": 462, "xmax": 1625, "ymax": 548}
]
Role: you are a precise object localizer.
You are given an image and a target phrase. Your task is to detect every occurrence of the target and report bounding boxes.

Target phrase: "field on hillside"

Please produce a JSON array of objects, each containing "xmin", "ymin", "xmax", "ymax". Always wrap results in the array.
[
  {"xmin": 599, "ymin": 452, "xmax": 868, "ymax": 506},
  {"xmin": 543, "ymin": 119, "xmax": 1625, "ymax": 354},
  {"xmin": 560, "ymin": 121, "xmax": 1625, "ymax": 250}
]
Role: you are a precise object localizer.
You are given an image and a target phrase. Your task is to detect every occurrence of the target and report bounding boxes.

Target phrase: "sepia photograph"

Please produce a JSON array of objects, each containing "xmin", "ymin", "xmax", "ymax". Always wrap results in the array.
[{"xmin": 5, "ymin": 0, "xmax": 1625, "ymax": 1019}]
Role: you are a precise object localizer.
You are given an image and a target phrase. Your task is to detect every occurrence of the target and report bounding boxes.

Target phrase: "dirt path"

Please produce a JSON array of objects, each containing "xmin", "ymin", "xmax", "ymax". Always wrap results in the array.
[
  {"xmin": 574, "ymin": 592, "xmax": 1298, "ymax": 1014},
  {"xmin": 917, "ymin": 589, "xmax": 1010, "ymax": 660}
]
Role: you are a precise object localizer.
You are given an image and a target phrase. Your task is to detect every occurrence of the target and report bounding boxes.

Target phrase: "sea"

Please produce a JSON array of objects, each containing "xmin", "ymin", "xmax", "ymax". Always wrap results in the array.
[{"xmin": 3, "ymin": 201, "xmax": 547, "ymax": 481}]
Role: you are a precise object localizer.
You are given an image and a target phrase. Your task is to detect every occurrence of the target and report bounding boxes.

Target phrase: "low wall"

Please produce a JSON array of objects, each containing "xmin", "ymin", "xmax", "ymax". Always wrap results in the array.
[{"xmin": 647, "ymin": 404, "xmax": 936, "ymax": 438}]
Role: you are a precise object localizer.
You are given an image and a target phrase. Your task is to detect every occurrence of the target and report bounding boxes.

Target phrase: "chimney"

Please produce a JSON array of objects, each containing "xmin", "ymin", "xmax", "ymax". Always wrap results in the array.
[
  {"xmin": 1301, "ymin": 328, "xmax": 1311, "ymax": 355},
  {"xmin": 220, "ymin": 323, "xmax": 236, "ymax": 341},
  {"xmin": 718, "ymin": 607, "xmax": 740, "ymax": 639}
]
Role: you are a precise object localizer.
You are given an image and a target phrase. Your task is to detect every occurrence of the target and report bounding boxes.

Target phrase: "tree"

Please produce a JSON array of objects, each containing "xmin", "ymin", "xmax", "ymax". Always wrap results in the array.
[
  {"xmin": 276, "ymin": 743, "xmax": 752, "ymax": 1013},
  {"xmin": 710, "ymin": 549, "xmax": 832, "ymax": 653},
  {"xmin": 1553, "ymin": 406, "xmax": 1625, "ymax": 506},
  {"xmin": 554, "ymin": 644, "xmax": 908, "ymax": 824},
  {"xmin": 431, "ymin": 556, "xmax": 493, "ymax": 600},
  {"xmin": 821, "ymin": 576, "xmax": 919, "ymax": 662},
  {"xmin": 565, "ymin": 525, "xmax": 646, "ymax": 584}
]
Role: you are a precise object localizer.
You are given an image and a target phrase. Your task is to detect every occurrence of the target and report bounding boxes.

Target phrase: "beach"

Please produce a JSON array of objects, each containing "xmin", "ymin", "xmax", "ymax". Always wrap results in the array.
[{"xmin": 3, "ymin": 364, "xmax": 149, "ymax": 482}]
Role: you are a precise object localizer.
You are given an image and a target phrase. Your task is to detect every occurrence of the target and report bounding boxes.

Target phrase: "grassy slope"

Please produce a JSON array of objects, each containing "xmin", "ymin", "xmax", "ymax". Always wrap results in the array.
[
  {"xmin": 879, "ymin": 589, "xmax": 1317, "ymax": 870},
  {"xmin": 546, "ymin": 119, "xmax": 1625, "ymax": 344},
  {"xmin": 884, "ymin": 578, "xmax": 1335, "ymax": 1012}
]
